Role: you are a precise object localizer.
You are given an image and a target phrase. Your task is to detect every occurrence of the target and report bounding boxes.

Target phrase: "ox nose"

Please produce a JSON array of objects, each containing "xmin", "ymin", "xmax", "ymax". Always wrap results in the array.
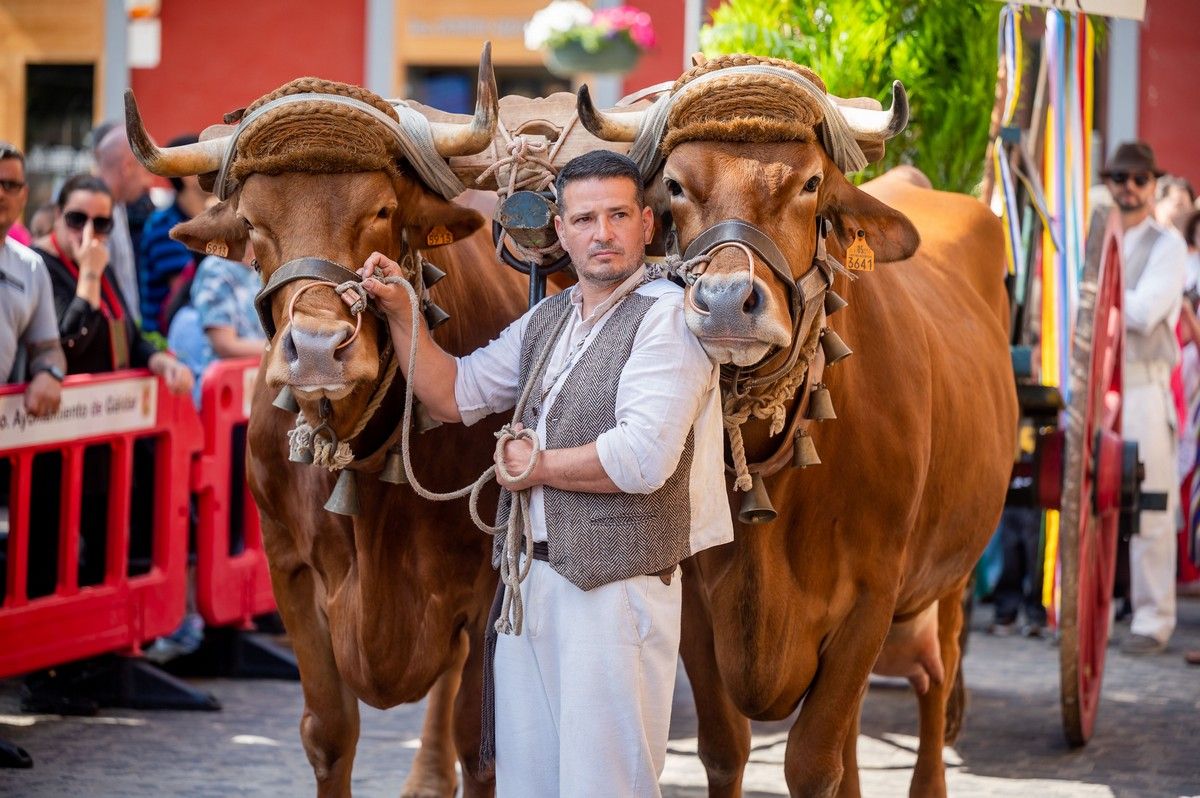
[
  {"xmin": 691, "ymin": 274, "xmax": 768, "ymax": 322},
  {"xmin": 282, "ymin": 321, "xmax": 355, "ymax": 386}
]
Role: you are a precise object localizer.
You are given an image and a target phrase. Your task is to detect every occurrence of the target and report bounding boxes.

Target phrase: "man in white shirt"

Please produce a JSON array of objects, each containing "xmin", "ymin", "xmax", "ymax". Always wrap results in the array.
[
  {"xmin": 1103, "ymin": 141, "xmax": 1188, "ymax": 655},
  {"xmin": 0, "ymin": 141, "xmax": 64, "ymax": 415},
  {"xmin": 350, "ymin": 151, "xmax": 731, "ymax": 796}
]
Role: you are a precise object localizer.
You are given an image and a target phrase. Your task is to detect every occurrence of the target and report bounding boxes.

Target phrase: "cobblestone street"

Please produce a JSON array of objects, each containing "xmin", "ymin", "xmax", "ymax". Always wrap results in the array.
[{"xmin": 2, "ymin": 599, "xmax": 1198, "ymax": 797}]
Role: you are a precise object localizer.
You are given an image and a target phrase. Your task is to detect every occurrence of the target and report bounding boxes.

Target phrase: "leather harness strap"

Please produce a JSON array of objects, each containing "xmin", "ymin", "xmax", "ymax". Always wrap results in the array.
[{"xmin": 254, "ymin": 256, "xmax": 374, "ymax": 340}]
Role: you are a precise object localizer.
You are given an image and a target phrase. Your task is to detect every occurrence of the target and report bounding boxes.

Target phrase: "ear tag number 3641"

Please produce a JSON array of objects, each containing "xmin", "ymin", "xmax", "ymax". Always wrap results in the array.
[{"xmin": 846, "ymin": 230, "xmax": 874, "ymax": 272}]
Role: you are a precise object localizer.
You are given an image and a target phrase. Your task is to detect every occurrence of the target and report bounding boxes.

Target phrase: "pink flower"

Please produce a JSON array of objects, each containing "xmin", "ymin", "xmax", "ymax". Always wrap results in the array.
[{"xmin": 592, "ymin": 5, "xmax": 656, "ymax": 50}]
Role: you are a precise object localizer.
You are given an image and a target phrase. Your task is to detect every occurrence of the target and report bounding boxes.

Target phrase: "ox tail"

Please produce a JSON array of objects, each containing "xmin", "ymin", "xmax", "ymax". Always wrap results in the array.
[
  {"xmin": 943, "ymin": 587, "xmax": 972, "ymax": 745},
  {"xmin": 943, "ymin": 658, "xmax": 966, "ymax": 745}
]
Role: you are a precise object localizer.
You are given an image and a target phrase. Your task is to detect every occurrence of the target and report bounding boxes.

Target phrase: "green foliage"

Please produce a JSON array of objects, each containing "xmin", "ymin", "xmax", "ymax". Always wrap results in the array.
[{"xmin": 700, "ymin": 0, "xmax": 999, "ymax": 193}]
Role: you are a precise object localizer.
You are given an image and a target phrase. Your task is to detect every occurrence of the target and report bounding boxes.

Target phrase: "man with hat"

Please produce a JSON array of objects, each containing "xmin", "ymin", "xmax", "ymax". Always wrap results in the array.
[{"xmin": 1102, "ymin": 141, "xmax": 1188, "ymax": 655}]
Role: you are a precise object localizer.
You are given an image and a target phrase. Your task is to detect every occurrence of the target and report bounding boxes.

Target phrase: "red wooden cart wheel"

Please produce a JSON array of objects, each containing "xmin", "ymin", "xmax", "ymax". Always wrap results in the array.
[{"xmin": 1058, "ymin": 210, "xmax": 1125, "ymax": 747}]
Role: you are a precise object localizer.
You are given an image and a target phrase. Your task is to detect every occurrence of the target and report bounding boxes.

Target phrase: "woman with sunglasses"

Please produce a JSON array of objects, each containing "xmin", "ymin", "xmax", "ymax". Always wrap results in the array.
[{"xmin": 32, "ymin": 174, "xmax": 192, "ymax": 394}]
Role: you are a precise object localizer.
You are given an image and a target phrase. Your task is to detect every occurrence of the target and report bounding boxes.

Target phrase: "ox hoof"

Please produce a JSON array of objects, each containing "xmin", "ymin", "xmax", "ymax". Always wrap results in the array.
[{"xmin": 399, "ymin": 771, "xmax": 458, "ymax": 798}]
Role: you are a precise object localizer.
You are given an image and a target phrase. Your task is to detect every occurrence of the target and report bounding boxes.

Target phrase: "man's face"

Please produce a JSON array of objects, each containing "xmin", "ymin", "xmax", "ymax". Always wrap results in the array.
[
  {"xmin": 554, "ymin": 177, "xmax": 653, "ymax": 287},
  {"xmin": 1106, "ymin": 171, "xmax": 1156, "ymax": 214},
  {"xmin": 54, "ymin": 190, "xmax": 114, "ymax": 263},
  {"xmin": 0, "ymin": 157, "xmax": 29, "ymax": 235}
]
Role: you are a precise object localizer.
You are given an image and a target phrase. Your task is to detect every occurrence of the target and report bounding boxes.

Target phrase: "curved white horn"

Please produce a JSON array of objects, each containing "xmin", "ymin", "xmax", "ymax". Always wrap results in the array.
[
  {"xmin": 430, "ymin": 43, "xmax": 499, "ymax": 157},
  {"xmin": 124, "ymin": 90, "xmax": 229, "ymax": 176},
  {"xmin": 834, "ymin": 80, "xmax": 909, "ymax": 141},
  {"xmin": 576, "ymin": 84, "xmax": 647, "ymax": 143}
]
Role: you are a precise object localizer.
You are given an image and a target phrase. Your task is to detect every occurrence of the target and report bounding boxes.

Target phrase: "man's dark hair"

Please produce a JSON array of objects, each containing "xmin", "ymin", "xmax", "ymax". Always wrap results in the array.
[
  {"xmin": 0, "ymin": 140, "xmax": 25, "ymax": 168},
  {"xmin": 56, "ymin": 173, "xmax": 113, "ymax": 209},
  {"xmin": 166, "ymin": 133, "xmax": 200, "ymax": 192},
  {"xmin": 555, "ymin": 150, "xmax": 644, "ymax": 211}
]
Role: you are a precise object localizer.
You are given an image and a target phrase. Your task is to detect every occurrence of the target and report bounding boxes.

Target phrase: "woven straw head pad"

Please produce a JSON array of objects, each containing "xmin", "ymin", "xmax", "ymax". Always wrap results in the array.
[
  {"xmin": 663, "ymin": 55, "xmax": 829, "ymax": 155},
  {"xmin": 230, "ymin": 77, "xmax": 402, "ymax": 183}
]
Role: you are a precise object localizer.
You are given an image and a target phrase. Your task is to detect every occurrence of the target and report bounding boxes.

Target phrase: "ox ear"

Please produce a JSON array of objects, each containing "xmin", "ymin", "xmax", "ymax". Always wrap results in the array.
[
  {"xmin": 170, "ymin": 197, "xmax": 249, "ymax": 261},
  {"xmin": 404, "ymin": 192, "xmax": 486, "ymax": 250},
  {"xmin": 821, "ymin": 173, "xmax": 919, "ymax": 264}
]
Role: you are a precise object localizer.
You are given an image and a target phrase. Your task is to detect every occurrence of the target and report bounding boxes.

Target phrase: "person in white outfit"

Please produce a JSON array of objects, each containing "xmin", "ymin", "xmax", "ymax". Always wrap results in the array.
[
  {"xmin": 1103, "ymin": 142, "xmax": 1188, "ymax": 655},
  {"xmin": 350, "ymin": 150, "xmax": 732, "ymax": 796}
]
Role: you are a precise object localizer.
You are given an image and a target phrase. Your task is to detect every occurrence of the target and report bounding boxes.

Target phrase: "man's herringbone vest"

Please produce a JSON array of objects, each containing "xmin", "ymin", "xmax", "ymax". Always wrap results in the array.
[{"xmin": 494, "ymin": 289, "xmax": 695, "ymax": 591}]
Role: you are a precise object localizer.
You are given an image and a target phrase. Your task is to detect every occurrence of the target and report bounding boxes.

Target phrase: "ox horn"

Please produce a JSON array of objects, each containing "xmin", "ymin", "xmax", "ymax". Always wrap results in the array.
[
  {"xmin": 124, "ymin": 90, "xmax": 230, "ymax": 176},
  {"xmin": 428, "ymin": 43, "xmax": 499, "ymax": 157},
  {"xmin": 832, "ymin": 81, "xmax": 909, "ymax": 142},
  {"xmin": 576, "ymin": 84, "xmax": 647, "ymax": 143}
]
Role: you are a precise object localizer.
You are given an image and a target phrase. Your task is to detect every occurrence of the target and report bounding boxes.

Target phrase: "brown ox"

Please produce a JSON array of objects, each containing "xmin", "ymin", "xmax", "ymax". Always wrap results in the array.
[
  {"xmin": 127, "ymin": 54, "xmax": 526, "ymax": 797},
  {"xmin": 582, "ymin": 57, "xmax": 1017, "ymax": 795}
]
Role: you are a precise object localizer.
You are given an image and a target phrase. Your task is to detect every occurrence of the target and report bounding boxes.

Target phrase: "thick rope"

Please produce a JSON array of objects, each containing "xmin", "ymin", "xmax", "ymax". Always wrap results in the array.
[
  {"xmin": 477, "ymin": 117, "xmax": 578, "ymax": 268},
  {"xmin": 390, "ymin": 276, "xmax": 572, "ymax": 636},
  {"xmin": 722, "ymin": 312, "xmax": 824, "ymax": 489}
]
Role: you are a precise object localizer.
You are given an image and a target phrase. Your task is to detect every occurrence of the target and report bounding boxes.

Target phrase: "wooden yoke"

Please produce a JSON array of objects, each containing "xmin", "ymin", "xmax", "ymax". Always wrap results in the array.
[
  {"xmin": 408, "ymin": 91, "xmax": 661, "ymax": 303},
  {"xmin": 407, "ymin": 92, "xmax": 647, "ymax": 192}
]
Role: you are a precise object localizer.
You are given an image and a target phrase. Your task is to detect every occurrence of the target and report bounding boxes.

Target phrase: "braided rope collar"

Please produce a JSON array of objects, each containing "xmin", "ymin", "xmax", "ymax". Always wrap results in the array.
[{"xmin": 213, "ymin": 92, "xmax": 467, "ymax": 201}]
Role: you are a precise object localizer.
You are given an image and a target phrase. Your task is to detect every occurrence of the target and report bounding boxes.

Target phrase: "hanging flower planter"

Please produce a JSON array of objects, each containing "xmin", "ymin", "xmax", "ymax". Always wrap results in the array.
[
  {"xmin": 545, "ymin": 35, "xmax": 642, "ymax": 77},
  {"xmin": 526, "ymin": 1, "xmax": 656, "ymax": 78}
]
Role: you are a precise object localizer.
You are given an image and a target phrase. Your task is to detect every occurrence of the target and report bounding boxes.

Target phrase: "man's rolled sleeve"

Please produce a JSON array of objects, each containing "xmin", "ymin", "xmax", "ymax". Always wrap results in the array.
[
  {"xmin": 453, "ymin": 310, "xmax": 532, "ymax": 426},
  {"xmin": 595, "ymin": 296, "xmax": 716, "ymax": 493}
]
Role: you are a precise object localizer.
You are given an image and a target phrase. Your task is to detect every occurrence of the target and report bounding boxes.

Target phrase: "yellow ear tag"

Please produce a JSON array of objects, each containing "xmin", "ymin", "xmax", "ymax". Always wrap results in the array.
[
  {"xmin": 205, "ymin": 240, "xmax": 229, "ymax": 258},
  {"xmin": 846, "ymin": 230, "xmax": 874, "ymax": 272},
  {"xmin": 426, "ymin": 225, "xmax": 454, "ymax": 246}
]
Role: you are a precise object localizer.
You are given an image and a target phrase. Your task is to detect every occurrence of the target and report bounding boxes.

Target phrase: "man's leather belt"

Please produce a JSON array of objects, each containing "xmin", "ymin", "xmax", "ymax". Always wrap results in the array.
[{"xmin": 529, "ymin": 541, "xmax": 675, "ymax": 585}]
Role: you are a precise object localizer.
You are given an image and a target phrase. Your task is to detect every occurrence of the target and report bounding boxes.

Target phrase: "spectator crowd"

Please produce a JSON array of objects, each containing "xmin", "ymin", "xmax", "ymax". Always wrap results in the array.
[{"xmin": 1, "ymin": 127, "xmax": 263, "ymax": 660}]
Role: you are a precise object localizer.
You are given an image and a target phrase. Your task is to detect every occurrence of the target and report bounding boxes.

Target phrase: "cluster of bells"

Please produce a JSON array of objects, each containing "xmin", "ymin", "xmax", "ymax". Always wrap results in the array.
[
  {"xmin": 739, "ymin": 287, "xmax": 850, "ymax": 525},
  {"xmin": 272, "ymin": 259, "xmax": 453, "ymax": 518}
]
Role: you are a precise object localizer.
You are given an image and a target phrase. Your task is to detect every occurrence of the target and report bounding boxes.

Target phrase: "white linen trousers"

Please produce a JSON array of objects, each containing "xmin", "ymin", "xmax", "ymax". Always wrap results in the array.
[
  {"xmin": 494, "ymin": 558, "xmax": 682, "ymax": 798},
  {"xmin": 1124, "ymin": 363, "xmax": 1179, "ymax": 644}
]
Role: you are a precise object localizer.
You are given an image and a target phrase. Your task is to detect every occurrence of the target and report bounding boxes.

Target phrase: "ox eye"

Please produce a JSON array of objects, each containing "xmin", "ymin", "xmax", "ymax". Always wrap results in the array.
[
  {"xmin": 240, "ymin": 217, "xmax": 254, "ymax": 231},
  {"xmin": 376, "ymin": 206, "xmax": 392, "ymax": 220},
  {"xmin": 803, "ymin": 175, "xmax": 822, "ymax": 193},
  {"xmin": 664, "ymin": 178, "xmax": 683, "ymax": 197}
]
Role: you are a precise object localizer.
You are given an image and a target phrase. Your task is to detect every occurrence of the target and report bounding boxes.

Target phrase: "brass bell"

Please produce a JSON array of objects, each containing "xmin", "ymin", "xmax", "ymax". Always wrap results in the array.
[
  {"xmin": 806, "ymin": 384, "xmax": 836, "ymax": 421},
  {"xmin": 824, "ymin": 289, "xmax": 849, "ymax": 316},
  {"xmin": 286, "ymin": 444, "xmax": 312, "ymax": 463},
  {"xmin": 324, "ymin": 470, "xmax": 360, "ymax": 516},
  {"xmin": 820, "ymin": 328, "xmax": 852, "ymax": 365},
  {"xmin": 272, "ymin": 385, "xmax": 300, "ymax": 413},
  {"xmin": 380, "ymin": 446, "xmax": 408, "ymax": 485},
  {"xmin": 423, "ymin": 301, "xmax": 451, "ymax": 329},
  {"xmin": 738, "ymin": 473, "xmax": 777, "ymax": 524},
  {"xmin": 793, "ymin": 429, "xmax": 821, "ymax": 468},
  {"xmin": 421, "ymin": 261, "xmax": 447, "ymax": 288},
  {"xmin": 414, "ymin": 402, "xmax": 442, "ymax": 433}
]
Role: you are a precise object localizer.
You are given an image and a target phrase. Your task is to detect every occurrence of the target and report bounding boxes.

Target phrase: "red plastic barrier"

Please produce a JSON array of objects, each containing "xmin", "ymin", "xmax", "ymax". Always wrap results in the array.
[
  {"xmin": 193, "ymin": 357, "xmax": 275, "ymax": 628},
  {"xmin": 0, "ymin": 370, "xmax": 201, "ymax": 677}
]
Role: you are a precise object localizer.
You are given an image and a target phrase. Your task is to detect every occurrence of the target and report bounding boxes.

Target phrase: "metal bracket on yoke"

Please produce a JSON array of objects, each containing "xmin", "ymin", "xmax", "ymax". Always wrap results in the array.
[{"xmin": 492, "ymin": 190, "xmax": 573, "ymax": 308}]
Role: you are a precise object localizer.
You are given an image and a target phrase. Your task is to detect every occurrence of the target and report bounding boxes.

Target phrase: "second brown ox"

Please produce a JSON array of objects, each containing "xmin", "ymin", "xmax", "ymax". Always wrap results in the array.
[
  {"xmin": 127, "ymin": 50, "xmax": 528, "ymax": 797},
  {"xmin": 582, "ymin": 55, "xmax": 1017, "ymax": 796}
]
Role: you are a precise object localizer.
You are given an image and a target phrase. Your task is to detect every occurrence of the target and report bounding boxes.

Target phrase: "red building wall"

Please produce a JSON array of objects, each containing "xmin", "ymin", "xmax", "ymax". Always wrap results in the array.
[
  {"xmin": 1139, "ymin": 0, "xmax": 1200, "ymax": 188},
  {"xmin": 622, "ymin": 0, "xmax": 722, "ymax": 95},
  {"xmin": 129, "ymin": 0, "xmax": 365, "ymax": 141}
]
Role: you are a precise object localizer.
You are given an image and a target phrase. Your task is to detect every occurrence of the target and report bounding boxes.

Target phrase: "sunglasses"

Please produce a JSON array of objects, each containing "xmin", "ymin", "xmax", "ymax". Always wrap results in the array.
[
  {"xmin": 63, "ymin": 210, "xmax": 114, "ymax": 235},
  {"xmin": 0, "ymin": 179, "xmax": 25, "ymax": 193},
  {"xmin": 1107, "ymin": 172, "xmax": 1152, "ymax": 188}
]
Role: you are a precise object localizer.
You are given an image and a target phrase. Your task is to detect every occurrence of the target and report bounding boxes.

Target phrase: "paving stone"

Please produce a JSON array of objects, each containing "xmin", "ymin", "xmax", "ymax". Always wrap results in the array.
[{"xmin": 1, "ymin": 599, "xmax": 1197, "ymax": 796}]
